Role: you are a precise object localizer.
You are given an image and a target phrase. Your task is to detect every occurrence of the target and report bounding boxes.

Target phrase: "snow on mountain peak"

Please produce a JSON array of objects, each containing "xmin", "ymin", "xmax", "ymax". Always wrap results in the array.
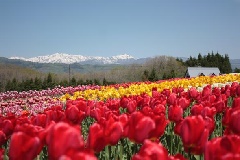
[
  {"xmin": 111, "ymin": 54, "xmax": 134, "ymax": 60},
  {"xmin": 9, "ymin": 53, "xmax": 136, "ymax": 64}
]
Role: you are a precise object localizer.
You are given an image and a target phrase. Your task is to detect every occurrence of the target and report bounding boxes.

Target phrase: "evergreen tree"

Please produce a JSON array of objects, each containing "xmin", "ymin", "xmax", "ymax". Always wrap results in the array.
[
  {"xmin": 94, "ymin": 79, "xmax": 101, "ymax": 85},
  {"xmin": 42, "ymin": 78, "xmax": 47, "ymax": 89},
  {"xmin": 148, "ymin": 68, "xmax": 158, "ymax": 82},
  {"xmin": 77, "ymin": 79, "xmax": 84, "ymax": 85},
  {"xmin": 184, "ymin": 52, "xmax": 232, "ymax": 74},
  {"xmin": 34, "ymin": 77, "xmax": 43, "ymax": 90},
  {"xmin": 23, "ymin": 78, "xmax": 34, "ymax": 91},
  {"xmin": 103, "ymin": 78, "xmax": 107, "ymax": 86},
  {"xmin": 5, "ymin": 80, "xmax": 12, "ymax": 91},
  {"xmin": 222, "ymin": 54, "xmax": 232, "ymax": 73},
  {"xmin": 0, "ymin": 81, "xmax": 2, "ymax": 92},
  {"xmin": 86, "ymin": 79, "xmax": 93, "ymax": 85},
  {"xmin": 169, "ymin": 69, "xmax": 176, "ymax": 78},
  {"xmin": 12, "ymin": 78, "xmax": 18, "ymax": 91},
  {"xmin": 142, "ymin": 70, "xmax": 149, "ymax": 81},
  {"xmin": 197, "ymin": 53, "xmax": 202, "ymax": 62},
  {"xmin": 234, "ymin": 68, "xmax": 240, "ymax": 73},
  {"xmin": 44, "ymin": 73, "xmax": 55, "ymax": 89},
  {"xmin": 176, "ymin": 58, "xmax": 185, "ymax": 65},
  {"xmin": 70, "ymin": 77, "xmax": 77, "ymax": 86},
  {"xmin": 162, "ymin": 73, "xmax": 167, "ymax": 80},
  {"xmin": 5, "ymin": 78, "xmax": 18, "ymax": 91},
  {"xmin": 59, "ymin": 79, "xmax": 69, "ymax": 87}
]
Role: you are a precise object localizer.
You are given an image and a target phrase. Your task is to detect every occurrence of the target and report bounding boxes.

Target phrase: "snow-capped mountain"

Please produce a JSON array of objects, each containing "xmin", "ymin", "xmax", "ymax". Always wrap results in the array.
[{"xmin": 9, "ymin": 53, "xmax": 137, "ymax": 64}]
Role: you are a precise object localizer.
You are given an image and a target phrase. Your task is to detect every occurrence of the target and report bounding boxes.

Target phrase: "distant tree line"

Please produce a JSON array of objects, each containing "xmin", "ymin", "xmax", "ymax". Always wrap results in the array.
[
  {"xmin": 3, "ymin": 73, "xmax": 116, "ymax": 92},
  {"xmin": 177, "ymin": 52, "xmax": 232, "ymax": 73}
]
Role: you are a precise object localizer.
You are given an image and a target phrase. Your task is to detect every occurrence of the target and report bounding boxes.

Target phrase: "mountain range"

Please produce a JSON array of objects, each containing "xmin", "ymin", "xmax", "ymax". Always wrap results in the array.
[
  {"xmin": 9, "ymin": 53, "xmax": 148, "ymax": 65},
  {"xmin": 1, "ymin": 53, "xmax": 240, "ymax": 73}
]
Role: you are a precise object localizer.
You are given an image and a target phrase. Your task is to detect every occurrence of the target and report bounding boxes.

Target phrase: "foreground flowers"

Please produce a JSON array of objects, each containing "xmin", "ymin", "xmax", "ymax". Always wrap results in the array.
[
  {"xmin": 205, "ymin": 135, "xmax": 240, "ymax": 160},
  {"xmin": 0, "ymin": 74, "xmax": 240, "ymax": 159}
]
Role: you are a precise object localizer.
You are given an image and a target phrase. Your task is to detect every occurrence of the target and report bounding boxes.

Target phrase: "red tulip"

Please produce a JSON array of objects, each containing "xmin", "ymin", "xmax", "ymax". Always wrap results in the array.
[
  {"xmin": 205, "ymin": 135, "xmax": 240, "ymax": 160},
  {"xmin": 229, "ymin": 108, "xmax": 240, "ymax": 135},
  {"xmin": 120, "ymin": 96, "xmax": 129, "ymax": 108},
  {"xmin": 73, "ymin": 98, "xmax": 90, "ymax": 116},
  {"xmin": 189, "ymin": 87, "xmax": 199, "ymax": 99},
  {"xmin": 136, "ymin": 95, "xmax": 144, "ymax": 107},
  {"xmin": 202, "ymin": 85, "xmax": 212, "ymax": 97},
  {"xmin": 177, "ymin": 115, "xmax": 209, "ymax": 155},
  {"xmin": 153, "ymin": 103, "xmax": 166, "ymax": 115},
  {"xmin": 66, "ymin": 98, "xmax": 90, "ymax": 115},
  {"xmin": 222, "ymin": 107, "xmax": 232, "ymax": 128},
  {"xmin": 152, "ymin": 87, "xmax": 157, "ymax": 92},
  {"xmin": 9, "ymin": 124, "xmax": 44, "ymax": 160},
  {"xmin": 155, "ymin": 94, "xmax": 167, "ymax": 106},
  {"xmin": 45, "ymin": 106, "xmax": 66, "ymax": 125},
  {"xmin": 152, "ymin": 90, "xmax": 161, "ymax": 98},
  {"xmin": 119, "ymin": 114, "xmax": 129, "ymax": 137},
  {"xmin": 178, "ymin": 97, "xmax": 190, "ymax": 110},
  {"xmin": 232, "ymin": 97, "xmax": 240, "ymax": 108},
  {"xmin": 46, "ymin": 122, "xmax": 85, "ymax": 160},
  {"xmin": 236, "ymin": 85, "xmax": 240, "ymax": 97},
  {"xmin": 128, "ymin": 112, "xmax": 155, "ymax": 143},
  {"xmin": 141, "ymin": 106, "xmax": 154, "ymax": 117},
  {"xmin": 162, "ymin": 89, "xmax": 171, "ymax": 97},
  {"xmin": 174, "ymin": 120, "xmax": 183, "ymax": 136},
  {"xmin": 213, "ymin": 100, "xmax": 225, "ymax": 113},
  {"xmin": 106, "ymin": 99, "xmax": 120, "ymax": 111},
  {"xmin": 224, "ymin": 85, "xmax": 231, "ymax": 97},
  {"xmin": 208, "ymin": 95, "xmax": 216, "ymax": 104},
  {"xmin": 201, "ymin": 107, "xmax": 216, "ymax": 119},
  {"xmin": 104, "ymin": 117, "xmax": 123, "ymax": 145},
  {"xmin": 230, "ymin": 82, "xmax": 239, "ymax": 97},
  {"xmin": 31, "ymin": 113, "xmax": 47, "ymax": 128},
  {"xmin": 90, "ymin": 108, "xmax": 102, "ymax": 122},
  {"xmin": 223, "ymin": 106, "xmax": 240, "ymax": 135},
  {"xmin": 9, "ymin": 132, "xmax": 41, "ymax": 160},
  {"xmin": 140, "ymin": 106, "xmax": 168, "ymax": 140},
  {"xmin": 65, "ymin": 105, "xmax": 85, "ymax": 124},
  {"xmin": 168, "ymin": 105, "xmax": 183, "ymax": 123},
  {"xmin": 212, "ymin": 87, "xmax": 221, "ymax": 97},
  {"xmin": 132, "ymin": 140, "xmax": 168, "ymax": 160},
  {"xmin": 141, "ymin": 94, "xmax": 151, "ymax": 107},
  {"xmin": 177, "ymin": 87, "xmax": 184, "ymax": 94},
  {"xmin": 87, "ymin": 123, "xmax": 106, "ymax": 153},
  {"xmin": 16, "ymin": 114, "xmax": 32, "ymax": 126},
  {"xmin": 120, "ymin": 96, "xmax": 137, "ymax": 113},
  {"xmin": 190, "ymin": 104, "xmax": 204, "ymax": 116},
  {"xmin": 126, "ymin": 99, "xmax": 137, "ymax": 113},
  {"xmin": 0, "ymin": 119, "xmax": 14, "ymax": 138},
  {"xmin": 168, "ymin": 93, "xmax": 177, "ymax": 105},
  {"xmin": 149, "ymin": 114, "xmax": 168, "ymax": 140},
  {"xmin": 203, "ymin": 117, "xmax": 215, "ymax": 135},
  {"xmin": 179, "ymin": 91, "xmax": 190, "ymax": 99}
]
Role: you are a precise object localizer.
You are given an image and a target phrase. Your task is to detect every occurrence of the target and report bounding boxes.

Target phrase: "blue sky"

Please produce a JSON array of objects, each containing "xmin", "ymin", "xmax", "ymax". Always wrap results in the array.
[{"xmin": 0, "ymin": 0, "xmax": 240, "ymax": 59}]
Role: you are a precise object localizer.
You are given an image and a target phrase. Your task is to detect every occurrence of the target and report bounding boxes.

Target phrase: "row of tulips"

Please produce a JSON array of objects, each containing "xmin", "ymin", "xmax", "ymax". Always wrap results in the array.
[
  {"xmin": 59, "ymin": 74, "xmax": 240, "ymax": 101},
  {"xmin": 0, "ymin": 85, "xmax": 101, "ymax": 101},
  {"xmin": 0, "ymin": 85, "xmax": 103, "ymax": 116}
]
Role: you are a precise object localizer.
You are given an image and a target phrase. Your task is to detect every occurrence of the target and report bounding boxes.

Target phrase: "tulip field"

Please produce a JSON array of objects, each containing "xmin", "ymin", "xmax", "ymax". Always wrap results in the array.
[{"xmin": 1, "ymin": 74, "xmax": 240, "ymax": 160}]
